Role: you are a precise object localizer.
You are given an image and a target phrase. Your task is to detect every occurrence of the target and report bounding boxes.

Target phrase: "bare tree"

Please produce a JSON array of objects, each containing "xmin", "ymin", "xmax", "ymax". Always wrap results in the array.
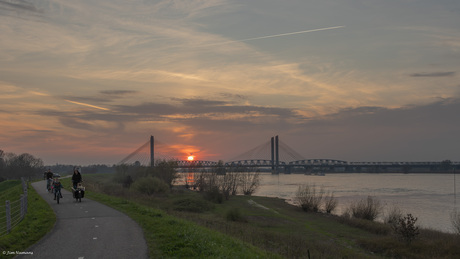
[
  {"xmin": 384, "ymin": 205, "xmax": 403, "ymax": 227},
  {"xmin": 451, "ymin": 210, "xmax": 460, "ymax": 235},
  {"xmin": 194, "ymin": 170, "xmax": 208, "ymax": 192},
  {"xmin": 220, "ymin": 172, "xmax": 239, "ymax": 200},
  {"xmin": 323, "ymin": 191, "xmax": 338, "ymax": 214},
  {"xmin": 194, "ymin": 170, "xmax": 219, "ymax": 193},
  {"xmin": 294, "ymin": 184, "xmax": 324, "ymax": 212},
  {"xmin": 239, "ymin": 170, "xmax": 261, "ymax": 195},
  {"xmin": 349, "ymin": 196, "xmax": 382, "ymax": 221},
  {"xmin": 3, "ymin": 152, "xmax": 44, "ymax": 179}
]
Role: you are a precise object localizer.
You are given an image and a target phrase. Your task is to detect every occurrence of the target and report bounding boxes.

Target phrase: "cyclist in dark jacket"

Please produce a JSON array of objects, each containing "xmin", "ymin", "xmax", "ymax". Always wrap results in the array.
[
  {"xmin": 45, "ymin": 169, "xmax": 53, "ymax": 191},
  {"xmin": 72, "ymin": 168, "xmax": 82, "ymax": 189},
  {"xmin": 44, "ymin": 169, "xmax": 53, "ymax": 180}
]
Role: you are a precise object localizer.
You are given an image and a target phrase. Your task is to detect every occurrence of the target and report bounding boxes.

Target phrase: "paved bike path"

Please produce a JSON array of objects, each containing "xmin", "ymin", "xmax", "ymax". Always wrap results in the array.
[{"xmin": 18, "ymin": 180, "xmax": 148, "ymax": 259}]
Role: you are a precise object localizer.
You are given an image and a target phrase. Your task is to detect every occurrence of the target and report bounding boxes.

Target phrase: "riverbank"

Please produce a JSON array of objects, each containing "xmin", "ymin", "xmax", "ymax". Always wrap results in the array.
[
  {"xmin": 65, "ymin": 174, "xmax": 459, "ymax": 258},
  {"xmin": 255, "ymin": 172, "xmax": 460, "ymax": 232}
]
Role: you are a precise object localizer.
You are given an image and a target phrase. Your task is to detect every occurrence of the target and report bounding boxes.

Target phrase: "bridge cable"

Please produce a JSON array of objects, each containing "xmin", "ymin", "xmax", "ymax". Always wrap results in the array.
[
  {"xmin": 118, "ymin": 140, "xmax": 150, "ymax": 165},
  {"xmin": 226, "ymin": 139, "xmax": 272, "ymax": 162},
  {"xmin": 278, "ymin": 140, "xmax": 306, "ymax": 162}
]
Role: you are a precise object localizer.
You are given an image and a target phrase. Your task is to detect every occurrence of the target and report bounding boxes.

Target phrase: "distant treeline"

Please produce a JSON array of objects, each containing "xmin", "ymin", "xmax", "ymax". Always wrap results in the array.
[
  {"xmin": 47, "ymin": 164, "xmax": 116, "ymax": 176},
  {"xmin": 0, "ymin": 149, "xmax": 44, "ymax": 181},
  {"xmin": 0, "ymin": 149, "xmax": 116, "ymax": 182}
]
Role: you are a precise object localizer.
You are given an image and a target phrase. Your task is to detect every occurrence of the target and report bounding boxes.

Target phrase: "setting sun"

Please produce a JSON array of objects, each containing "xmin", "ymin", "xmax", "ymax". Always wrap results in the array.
[{"xmin": 187, "ymin": 155, "xmax": 194, "ymax": 161}]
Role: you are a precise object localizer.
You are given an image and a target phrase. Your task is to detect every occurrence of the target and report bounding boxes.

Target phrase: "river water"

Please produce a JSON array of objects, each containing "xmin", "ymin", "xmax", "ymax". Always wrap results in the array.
[{"xmin": 254, "ymin": 173, "xmax": 459, "ymax": 233}]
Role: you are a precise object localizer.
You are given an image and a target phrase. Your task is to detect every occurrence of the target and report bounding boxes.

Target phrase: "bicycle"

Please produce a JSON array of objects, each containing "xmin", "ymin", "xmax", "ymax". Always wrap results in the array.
[
  {"xmin": 54, "ymin": 188, "xmax": 62, "ymax": 204},
  {"xmin": 72, "ymin": 182, "xmax": 85, "ymax": 203},
  {"xmin": 47, "ymin": 178, "xmax": 53, "ymax": 193}
]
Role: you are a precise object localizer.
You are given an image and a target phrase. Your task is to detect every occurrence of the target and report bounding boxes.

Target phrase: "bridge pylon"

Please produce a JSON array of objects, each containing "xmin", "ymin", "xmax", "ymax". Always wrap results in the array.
[
  {"xmin": 271, "ymin": 135, "xmax": 279, "ymax": 174},
  {"xmin": 150, "ymin": 135, "xmax": 154, "ymax": 168}
]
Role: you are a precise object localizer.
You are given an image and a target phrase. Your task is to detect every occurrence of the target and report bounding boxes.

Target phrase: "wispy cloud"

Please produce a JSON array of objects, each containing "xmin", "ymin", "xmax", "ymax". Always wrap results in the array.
[
  {"xmin": 0, "ymin": 0, "xmax": 40, "ymax": 13},
  {"xmin": 100, "ymin": 90, "xmax": 137, "ymax": 96},
  {"xmin": 410, "ymin": 72, "xmax": 456, "ymax": 77},
  {"xmin": 65, "ymin": 100, "xmax": 110, "ymax": 111},
  {"xmin": 205, "ymin": 26, "xmax": 345, "ymax": 46}
]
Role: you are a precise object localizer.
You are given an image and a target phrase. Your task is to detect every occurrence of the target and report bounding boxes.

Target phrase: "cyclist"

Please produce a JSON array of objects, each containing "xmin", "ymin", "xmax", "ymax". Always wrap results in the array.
[
  {"xmin": 72, "ymin": 168, "xmax": 82, "ymax": 189},
  {"xmin": 45, "ymin": 169, "xmax": 53, "ymax": 191},
  {"xmin": 53, "ymin": 178, "xmax": 63, "ymax": 200}
]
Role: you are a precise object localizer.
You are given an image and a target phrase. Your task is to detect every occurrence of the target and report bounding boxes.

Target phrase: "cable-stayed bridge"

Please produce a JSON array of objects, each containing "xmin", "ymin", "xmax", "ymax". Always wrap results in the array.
[{"xmin": 118, "ymin": 136, "xmax": 459, "ymax": 173}]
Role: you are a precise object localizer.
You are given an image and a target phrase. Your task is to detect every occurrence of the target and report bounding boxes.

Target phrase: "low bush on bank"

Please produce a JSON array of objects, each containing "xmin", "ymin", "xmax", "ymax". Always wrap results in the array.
[
  {"xmin": 392, "ymin": 213, "xmax": 420, "ymax": 244},
  {"xmin": 294, "ymin": 184, "xmax": 338, "ymax": 213},
  {"xmin": 202, "ymin": 186, "xmax": 224, "ymax": 203},
  {"xmin": 347, "ymin": 196, "xmax": 382, "ymax": 221},
  {"xmin": 451, "ymin": 210, "xmax": 460, "ymax": 235},
  {"xmin": 323, "ymin": 190, "xmax": 338, "ymax": 214},
  {"xmin": 384, "ymin": 204, "xmax": 403, "ymax": 226},
  {"xmin": 294, "ymin": 184, "xmax": 323, "ymax": 212},
  {"xmin": 225, "ymin": 208, "xmax": 247, "ymax": 222}
]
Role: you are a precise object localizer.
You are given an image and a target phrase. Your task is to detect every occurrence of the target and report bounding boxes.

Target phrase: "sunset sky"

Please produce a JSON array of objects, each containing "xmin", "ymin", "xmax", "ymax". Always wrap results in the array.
[{"xmin": 1, "ymin": 0, "xmax": 459, "ymax": 166}]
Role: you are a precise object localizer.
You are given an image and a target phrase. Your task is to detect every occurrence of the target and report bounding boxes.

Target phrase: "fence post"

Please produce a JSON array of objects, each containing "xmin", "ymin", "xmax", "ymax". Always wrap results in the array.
[
  {"xmin": 20, "ymin": 194, "xmax": 25, "ymax": 219},
  {"xmin": 21, "ymin": 177, "xmax": 28, "ymax": 215},
  {"xmin": 21, "ymin": 177, "xmax": 27, "ymax": 193},
  {"xmin": 6, "ymin": 200, "xmax": 11, "ymax": 234},
  {"xmin": 24, "ymin": 190, "xmax": 28, "ymax": 215}
]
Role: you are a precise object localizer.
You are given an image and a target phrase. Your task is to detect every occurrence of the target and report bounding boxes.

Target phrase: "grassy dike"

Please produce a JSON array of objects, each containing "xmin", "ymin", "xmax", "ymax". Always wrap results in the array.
[
  {"xmin": 0, "ymin": 180, "xmax": 56, "ymax": 258},
  {"xmin": 60, "ymin": 174, "xmax": 385, "ymax": 258},
  {"xmin": 60, "ymin": 177, "xmax": 278, "ymax": 258}
]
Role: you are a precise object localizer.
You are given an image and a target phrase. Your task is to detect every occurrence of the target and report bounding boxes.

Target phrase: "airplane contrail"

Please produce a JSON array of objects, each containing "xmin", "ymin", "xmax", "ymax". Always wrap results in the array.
[
  {"xmin": 209, "ymin": 25, "xmax": 345, "ymax": 46},
  {"xmin": 66, "ymin": 100, "xmax": 110, "ymax": 111}
]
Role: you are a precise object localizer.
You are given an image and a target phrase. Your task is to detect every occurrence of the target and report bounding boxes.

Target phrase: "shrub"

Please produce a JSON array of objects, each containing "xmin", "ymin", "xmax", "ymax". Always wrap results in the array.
[
  {"xmin": 239, "ymin": 171, "xmax": 261, "ymax": 196},
  {"xmin": 194, "ymin": 171, "xmax": 218, "ymax": 193},
  {"xmin": 203, "ymin": 186, "xmax": 224, "ymax": 204},
  {"xmin": 226, "ymin": 208, "xmax": 246, "ymax": 222},
  {"xmin": 195, "ymin": 167, "xmax": 247, "ymax": 202},
  {"xmin": 122, "ymin": 175, "xmax": 133, "ymax": 188},
  {"xmin": 349, "ymin": 196, "xmax": 382, "ymax": 221},
  {"xmin": 220, "ymin": 172, "xmax": 239, "ymax": 200},
  {"xmin": 323, "ymin": 191, "xmax": 338, "ymax": 214},
  {"xmin": 132, "ymin": 176, "xmax": 169, "ymax": 195},
  {"xmin": 194, "ymin": 170, "xmax": 223, "ymax": 203},
  {"xmin": 384, "ymin": 205, "xmax": 403, "ymax": 227},
  {"xmin": 450, "ymin": 210, "xmax": 460, "ymax": 235},
  {"xmin": 393, "ymin": 213, "xmax": 419, "ymax": 244},
  {"xmin": 153, "ymin": 160, "xmax": 179, "ymax": 187},
  {"xmin": 294, "ymin": 184, "xmax": 324, "ymax": 212}
]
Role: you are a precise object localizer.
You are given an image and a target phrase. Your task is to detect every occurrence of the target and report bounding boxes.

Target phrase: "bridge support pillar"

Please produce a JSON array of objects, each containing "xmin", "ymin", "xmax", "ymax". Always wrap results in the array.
[
  {"xmin": 150, "ymin": 135, "xmax": 154, "ymax": 168},
  {"xmin": 271, "ymin": 136, "xmax": 279, "ymax": 174},
  {"xmin": 271, "ymin": 137, "xmax": 274, "ymax": 172}
]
